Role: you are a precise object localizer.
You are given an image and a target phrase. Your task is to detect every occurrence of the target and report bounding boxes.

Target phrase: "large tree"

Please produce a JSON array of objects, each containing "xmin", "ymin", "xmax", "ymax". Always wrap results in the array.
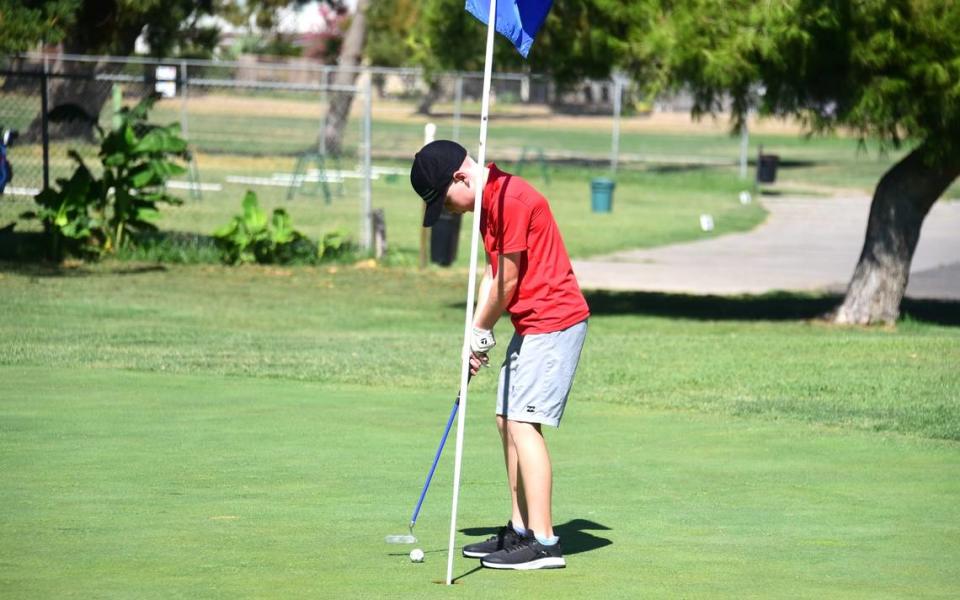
[{"xmin": 631, "ymin": 0, "xmax": 960, "ymax": 324}]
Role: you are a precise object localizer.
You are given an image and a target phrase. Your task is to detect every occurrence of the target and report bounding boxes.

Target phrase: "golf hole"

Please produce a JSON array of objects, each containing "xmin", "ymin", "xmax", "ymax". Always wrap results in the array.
[{"xmin": 431, "ymin": 580, "xmax": 463, "ymax": 585}]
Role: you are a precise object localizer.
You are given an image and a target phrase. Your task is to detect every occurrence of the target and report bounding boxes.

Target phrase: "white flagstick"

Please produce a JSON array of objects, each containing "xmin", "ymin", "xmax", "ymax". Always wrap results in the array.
[{"xmin": 446, "ymin": 0, "xmax": 498, "ymax": 586}]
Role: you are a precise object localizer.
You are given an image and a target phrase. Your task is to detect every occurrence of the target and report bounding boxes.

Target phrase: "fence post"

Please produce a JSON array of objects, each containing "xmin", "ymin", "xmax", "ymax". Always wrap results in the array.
[
  {"xmin": 361, "ymin": 73, "xmax": 373, "ymax": 252},
  {"xmin": 179, "ymin": 60, "xmax": 189, "ymax": 138},
  {"xmin": 739, "ymin": 120, "xmax": 749, "ymax": 180},
  {"xmin": 41, "ymin": 55, "xmax": 50, "ymax": 191},
  {"xmin": 610, "ymin": 76, "xmax": 623, "ymax": 176},
  {"xmin": 319, "ymin": 66, "xmax": 329, "ymax": 155},
  {"xmin": 453, "ymin": 75, "xmax": 463, "ymax": 143}
]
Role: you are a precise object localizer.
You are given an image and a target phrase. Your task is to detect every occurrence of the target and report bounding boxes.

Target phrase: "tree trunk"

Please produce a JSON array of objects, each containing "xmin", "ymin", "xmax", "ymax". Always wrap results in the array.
[
  {"xmin": 322, "ymin": 0, "xmax": 369, "ymax": 157},
  {"xmin": 22, "ymin": 2, "xmax": 144, "ymax": 144},
  {"xmin": 23, "ymin": 58, "xmax": 118, "ymax": 143},
  {"xmin": 416, "ymin": 79, "xmax": 443, "ymax": 116},
  {"xmin": 831, "ymin": 142, "xmax": 960, "ymax": 325}
]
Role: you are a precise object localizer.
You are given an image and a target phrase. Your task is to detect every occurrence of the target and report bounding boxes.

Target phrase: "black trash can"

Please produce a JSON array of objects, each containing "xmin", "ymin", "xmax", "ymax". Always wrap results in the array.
[
  {"xmin": 430, "ymin": 208, "xmax": 462, "ymax": 266},
  {"xmin": 756, "ymin": 153, "xmax": 780, "ymax": 184}
]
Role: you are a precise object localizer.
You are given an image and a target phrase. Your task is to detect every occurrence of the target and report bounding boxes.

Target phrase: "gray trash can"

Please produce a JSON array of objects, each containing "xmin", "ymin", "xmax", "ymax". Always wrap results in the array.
[
  {"xmin": 430, "ymin": 209, "xmax": 461, "ymax": 266},
  {"xmin": 756, "ymin": 154, "xmax": 779, "ymax": 183}
]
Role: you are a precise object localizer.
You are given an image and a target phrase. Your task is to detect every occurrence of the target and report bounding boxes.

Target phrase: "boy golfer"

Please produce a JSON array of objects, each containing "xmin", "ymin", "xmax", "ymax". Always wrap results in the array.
[{"xmin": 410, "ymin": 140, "xmax": 589, "ymax": 570}]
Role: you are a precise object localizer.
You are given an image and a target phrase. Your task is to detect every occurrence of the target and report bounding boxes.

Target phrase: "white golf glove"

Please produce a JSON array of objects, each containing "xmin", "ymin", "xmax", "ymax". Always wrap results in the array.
[{"xmin": 470, "ymin": 326, "xmax": 496, "ymax": 355}]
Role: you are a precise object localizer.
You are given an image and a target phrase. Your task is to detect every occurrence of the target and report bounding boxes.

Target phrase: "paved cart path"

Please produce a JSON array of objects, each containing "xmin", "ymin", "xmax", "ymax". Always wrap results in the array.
[{"xmin": 572, "ymin": 195, "xmax": 960, "ymax": 300}]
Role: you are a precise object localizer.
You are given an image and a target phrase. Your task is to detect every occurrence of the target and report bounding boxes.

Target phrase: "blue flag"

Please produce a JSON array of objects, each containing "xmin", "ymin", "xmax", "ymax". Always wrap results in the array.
[{"xmin": 465, "ymin": 0, "xmax": 553, "ymax": 58}]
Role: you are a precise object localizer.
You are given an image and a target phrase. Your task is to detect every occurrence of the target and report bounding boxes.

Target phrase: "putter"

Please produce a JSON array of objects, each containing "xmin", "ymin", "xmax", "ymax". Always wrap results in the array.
[{"xmin": 386, "ymin": 375, "xmax": 473, "ymax": 545}]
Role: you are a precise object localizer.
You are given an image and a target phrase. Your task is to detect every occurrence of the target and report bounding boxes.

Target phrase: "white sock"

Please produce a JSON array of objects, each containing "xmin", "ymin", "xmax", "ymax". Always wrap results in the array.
[
  {"xmin": 512, "ymin": 523, "xmax": 528, "ymax": 536},
  {"xmin": 535, "ymin": 534, "xmax": 559, "ymax": 546}
]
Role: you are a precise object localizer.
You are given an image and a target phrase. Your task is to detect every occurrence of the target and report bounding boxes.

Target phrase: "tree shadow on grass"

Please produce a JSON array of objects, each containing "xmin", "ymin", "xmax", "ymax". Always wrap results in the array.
[
  {"xmin": 0, "ymin": 259, "xmax": 166, "ymax": 278},
  {"xmin": 0, "ymin": 228, "xmax": 212, "ymax": 276},
  {"xmin": 583, "ymin": 290, "xmax": 960, "ymax": 327}
]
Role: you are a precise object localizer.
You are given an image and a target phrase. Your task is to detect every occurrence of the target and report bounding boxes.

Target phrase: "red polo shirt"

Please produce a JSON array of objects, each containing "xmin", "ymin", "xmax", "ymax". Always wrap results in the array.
[{"xmin": 479, "ymin": 164, "xmax": 590, "ymax": 335}]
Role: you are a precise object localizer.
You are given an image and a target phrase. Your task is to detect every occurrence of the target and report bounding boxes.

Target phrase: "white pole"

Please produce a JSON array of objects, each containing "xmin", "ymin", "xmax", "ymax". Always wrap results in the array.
[
  {"xmin": 446, "ymin": 0, "xmax": 498, "ymax": 586},
  {"xmin": 610, "ymin": 77, "xmax": 622, "ymax": 176}
]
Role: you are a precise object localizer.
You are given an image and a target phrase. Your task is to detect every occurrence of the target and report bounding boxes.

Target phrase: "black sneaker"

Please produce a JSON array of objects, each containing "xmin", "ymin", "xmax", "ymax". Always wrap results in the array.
[
  {"xmin": 481, "ymin": 535, "xmax": 566, "ymax": 570},
  {"xmin": 462, "ymin": 521, "xmax": 527, "ymax": 558}
]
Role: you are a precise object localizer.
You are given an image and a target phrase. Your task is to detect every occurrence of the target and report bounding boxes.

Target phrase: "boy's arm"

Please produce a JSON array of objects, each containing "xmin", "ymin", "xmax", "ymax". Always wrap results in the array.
[
  {"xmin": 468, "ymin": 252, "xmax": 520, "ymax": 374},
  {"xmin": 473, "ymin": 251, "xmax": 521, "ymax": 330},
  {"xmin": 473, "ymin": 257, "xmax": 494, "ymax": 327}
]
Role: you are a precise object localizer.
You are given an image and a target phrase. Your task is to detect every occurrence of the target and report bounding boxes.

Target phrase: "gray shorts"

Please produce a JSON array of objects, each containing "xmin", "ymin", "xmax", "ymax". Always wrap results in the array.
[{"xmin": 496, "ymin": 320, "xmax": 588, "ymax": 427}]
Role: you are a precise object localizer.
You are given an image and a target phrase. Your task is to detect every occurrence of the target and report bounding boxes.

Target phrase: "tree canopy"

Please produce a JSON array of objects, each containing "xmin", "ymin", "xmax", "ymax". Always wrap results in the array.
[
  {"xmin": 0, "ymin": 0, "xmax": 76, "ymax": 54},
  {"xmin": 0, "ymin": 0, "xmax": 318, "ymax": 58},
  {"xmin": 367, "ymin": 0, "xmax": 652, "ymax": 89},
  {"xmin": 638, "ymin": 0, "xmax": 960, "ymax": 154}
]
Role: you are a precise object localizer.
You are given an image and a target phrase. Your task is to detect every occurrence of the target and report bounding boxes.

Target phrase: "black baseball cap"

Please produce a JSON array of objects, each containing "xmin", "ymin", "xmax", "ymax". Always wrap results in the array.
[{"xmin": 410, "ymin": 140, "xmax": 468, "ymax": 227}]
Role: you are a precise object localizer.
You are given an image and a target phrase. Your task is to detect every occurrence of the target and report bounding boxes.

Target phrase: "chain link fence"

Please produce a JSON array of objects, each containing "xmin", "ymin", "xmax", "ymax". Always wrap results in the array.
[
  {"xmin": 0, "ymin": 68, "xmax": 48, "ymax": 196},
  {"xmin": 2, "ymin": 52, "xmax": 759, "ymax": 259},
  {"xmin": 3, "ymin": 52, "xmax": 745, "ymax": 170},
  {"xmin": 1, "ymin": 54, "xmax": 377, "ymax": 250}
]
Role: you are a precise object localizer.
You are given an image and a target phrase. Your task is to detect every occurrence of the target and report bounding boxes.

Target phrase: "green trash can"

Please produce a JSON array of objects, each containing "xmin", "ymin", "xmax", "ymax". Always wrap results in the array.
[{"xmin": 590, "ymin": 178, "xmax": 615, "ymax": 213}]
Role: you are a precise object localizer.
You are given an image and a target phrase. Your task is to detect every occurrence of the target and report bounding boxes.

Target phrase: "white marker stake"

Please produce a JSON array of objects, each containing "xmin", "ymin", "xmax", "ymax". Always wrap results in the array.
[
  {"xmin": 700, "ymin": 214, "xmax": 715, "ymax": 232},
  {"xmin": 446, "ymin": 0, "xmax": 498, "ymax": 587}
]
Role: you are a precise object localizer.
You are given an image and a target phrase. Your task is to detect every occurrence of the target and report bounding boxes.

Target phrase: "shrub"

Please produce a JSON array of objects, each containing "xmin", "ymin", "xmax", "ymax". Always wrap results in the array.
[
  {"xmin": 213, "ymin": 191, "xmax": 356, "ymax": 266},
  {"xmin": 23, "ymin": 94, "xmax": 189, "ymax": 260}
]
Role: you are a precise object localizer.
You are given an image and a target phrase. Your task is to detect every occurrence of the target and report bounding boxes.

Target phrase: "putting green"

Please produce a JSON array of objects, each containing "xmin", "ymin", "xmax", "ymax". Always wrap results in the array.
[{"xmin": 2, "ymin": 366, "xmax": 957, "ymax": 598}]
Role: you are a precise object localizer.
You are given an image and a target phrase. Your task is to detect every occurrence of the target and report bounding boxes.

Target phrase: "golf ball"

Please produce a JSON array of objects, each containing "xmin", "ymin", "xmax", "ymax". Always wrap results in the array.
[{"xmin": 409, "ymin": 548, "xmax": 424, "ymax": 562}]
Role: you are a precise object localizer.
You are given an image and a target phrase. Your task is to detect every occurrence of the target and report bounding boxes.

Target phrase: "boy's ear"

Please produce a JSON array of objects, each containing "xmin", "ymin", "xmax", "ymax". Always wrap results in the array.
[{"xmin": 452, "ymin": 168, "xmax": 470, "ymax": 184}]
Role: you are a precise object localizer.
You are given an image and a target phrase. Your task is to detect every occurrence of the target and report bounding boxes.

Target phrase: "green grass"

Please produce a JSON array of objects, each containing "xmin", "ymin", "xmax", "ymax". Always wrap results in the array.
[
  {"xmin": 2, "ymin": 265, "xmax": 957, "ymax": 438},
  {"xmin": 3, "ymin": 368, "xmax": 958, "ymax": 598},
  {"xmin": 1, "ymin": 264, "xmax": 958, "ymax": 598}
]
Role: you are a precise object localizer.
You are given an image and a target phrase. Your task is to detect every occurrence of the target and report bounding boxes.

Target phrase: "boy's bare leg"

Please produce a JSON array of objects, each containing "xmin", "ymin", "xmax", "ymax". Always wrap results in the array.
[
  {"xmin": 506, "ymin": 420, "xmax": 553, "ymax": 538},
  {"xmin": 497, "ymin": 415, "xmax": 528, "ymax": 529}
]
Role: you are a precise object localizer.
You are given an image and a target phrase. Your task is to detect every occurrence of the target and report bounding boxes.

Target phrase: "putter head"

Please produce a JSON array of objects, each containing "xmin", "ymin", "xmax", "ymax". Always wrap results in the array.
[
  {"xmin": 384, "ymin": 533, "xmax": 417, "ymax": 544},
  {"xmin": 384, "ymin": 523, "xmax": 417, "ymax": 544}
]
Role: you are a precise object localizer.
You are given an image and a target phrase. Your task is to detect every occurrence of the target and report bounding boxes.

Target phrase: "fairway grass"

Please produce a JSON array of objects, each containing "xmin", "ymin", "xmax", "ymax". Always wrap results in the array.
[
  {"xmin": 1, "ymin": 264, "xmax": 959, "ymax": 598},
  {"xmin": 2, "ymin": 367, "xmax": 958, "ymax": 599}
]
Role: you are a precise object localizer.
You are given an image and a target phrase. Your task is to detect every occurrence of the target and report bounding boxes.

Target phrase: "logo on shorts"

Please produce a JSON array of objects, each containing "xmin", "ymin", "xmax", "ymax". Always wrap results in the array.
[{"xmin": 525, "ymin": 405, "xmax": 536, "ymax": 413}]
